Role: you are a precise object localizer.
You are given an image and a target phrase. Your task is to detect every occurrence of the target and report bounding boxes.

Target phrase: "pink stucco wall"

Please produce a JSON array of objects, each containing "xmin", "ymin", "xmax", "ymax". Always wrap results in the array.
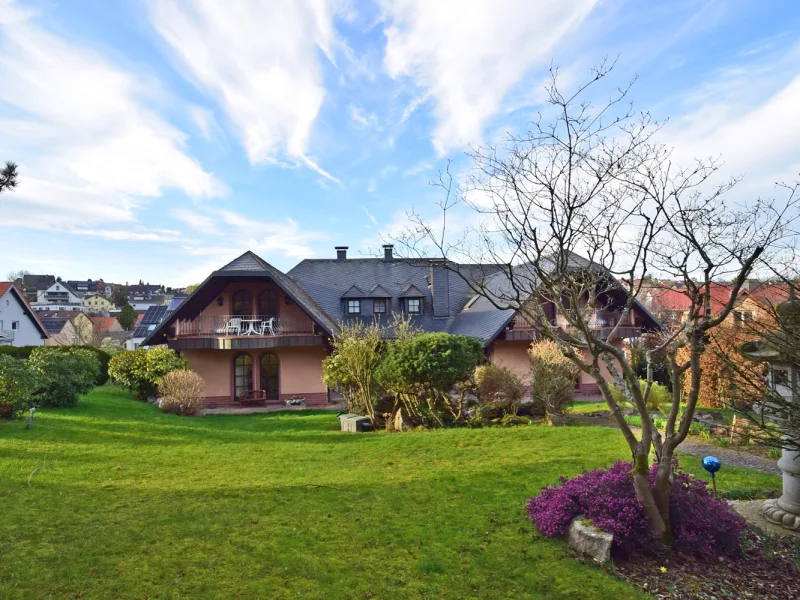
[
  {"xmin": 488, "ymin": 339, "xmax": 625, "ymax": 394},
  {"xmin": 488, "ymin": 340, "xmax": 532, "ymax": 384},
  {"xmin": 182, "ymin": 345, "xmax": 327, "ymax": 402}
]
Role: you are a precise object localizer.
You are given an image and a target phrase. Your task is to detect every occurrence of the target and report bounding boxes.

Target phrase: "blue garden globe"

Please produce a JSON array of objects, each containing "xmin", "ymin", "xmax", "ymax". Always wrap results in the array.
[{"xmin": 702, "ymin": 456, "xmax": 721, "ymax": 474}]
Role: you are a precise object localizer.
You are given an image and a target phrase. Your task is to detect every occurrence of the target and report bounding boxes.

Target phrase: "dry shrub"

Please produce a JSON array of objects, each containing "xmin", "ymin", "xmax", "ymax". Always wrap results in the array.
[
  {"xmin": 528, "ymin": 340, "xmax": 580, "ymax": 424},
  {"xmin": 158, "ymin": 370, "xmax": 205, "ymax": 416},
  {"xmin": 474, "ymin": 364, "xmax": 526, "ymax": 414}
]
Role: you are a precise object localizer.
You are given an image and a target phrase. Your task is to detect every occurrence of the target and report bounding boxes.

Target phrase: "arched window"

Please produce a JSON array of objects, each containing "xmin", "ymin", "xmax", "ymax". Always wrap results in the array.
[
  {"xmin": 234, "ymin": 354, "xmax": 253, "ymax": 399},
  {"xmin": 232, "ymin": 290, "xmax": 252, "ymax": 316},
  {"xmin": 260, "ymin": 353, "xmax": 279, "ymax": 400},
  {"xmin": 259, "ymin": 289, "xmax": 278, "ymax": 317}
]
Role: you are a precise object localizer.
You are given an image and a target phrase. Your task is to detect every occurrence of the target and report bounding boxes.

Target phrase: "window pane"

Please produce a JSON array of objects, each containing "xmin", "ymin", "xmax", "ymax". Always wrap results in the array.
[
  {"xmin": 348, "ymin": 300, "xmax": 360, "ymax": 314},
  {"xmin": 374, "ymin": 299, "xmax": 386, "ymax": 313},
  {"xmin": 259, "ymin": 289, "xmax": 278, "ymax": 316},
  {"xmin": 232, "ymin": 290, "xmax": 252, "ymax": 316},
  {"xmin": 234, "ymin": 355, "xmax": 253, "ymax": 399},
  {"xmin": 260, "ymin": 353, "xmax": 279, "ymax": 400},
  {"xmin": 407, "ymin": 299, "xmax": 420, "ymax": 313}
]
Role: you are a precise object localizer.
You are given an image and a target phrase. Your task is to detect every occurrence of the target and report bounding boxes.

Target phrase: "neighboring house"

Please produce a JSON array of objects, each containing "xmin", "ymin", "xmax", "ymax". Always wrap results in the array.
[
  {"xmin": 20, "ymin": 274, "xmax": 57, "ymax": 302},
  {"xmin": 126, "ymin": 305, "xmax": 173, "ymax": 350},
  {"xmin": 84, "ymin": 293, "xmax": 118, "ymax": 314},
  {"xmin": 0, "ymin": 283, "xmax": 49, "ymax": 346},
  {"xmin": 35, "ymin": 281, "xmax": 84, "ymax": 309},
  {"xmin": 640, "ymin": 281, "xmax": 789, "ymax": 329},
  {"xmin": 44, "ymin": 312, "xmax": 93, "ymax": 346},
  {"xmin": 89, "ymin": 316, "xmax": 126, "ymax": 348},
  {"xmin": 143, "ymin": 247, "xmax": 660, "ymax": 408},
  {"xmin": 67, "ymin": 280, "xmax": 99, "ymax": 294}
]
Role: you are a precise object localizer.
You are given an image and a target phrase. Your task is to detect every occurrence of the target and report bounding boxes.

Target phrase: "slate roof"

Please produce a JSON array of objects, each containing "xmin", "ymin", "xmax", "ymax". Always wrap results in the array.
[
  {"xmin": 287, "ymin": 258, "xmax": 507, "ymax": 343},
  {"xmin": 341, "ymin": 285, "xmax": 365, "ymax": 299},
  {"xmin": 41, "ymin": 317, "xmax": 70, "ymax": 335}
]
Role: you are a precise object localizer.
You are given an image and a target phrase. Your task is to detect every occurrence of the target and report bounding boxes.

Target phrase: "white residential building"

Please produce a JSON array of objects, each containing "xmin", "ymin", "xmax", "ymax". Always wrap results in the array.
[{"xmin": 0, "ymin": 283, "xmax": 49, "ymax": 346}]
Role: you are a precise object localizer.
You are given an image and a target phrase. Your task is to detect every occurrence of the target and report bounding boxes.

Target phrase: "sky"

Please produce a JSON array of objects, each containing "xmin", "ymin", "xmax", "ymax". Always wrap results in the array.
[{"xmin": 1, "ymin": 0, "xmax": 799, "ymax": 286}]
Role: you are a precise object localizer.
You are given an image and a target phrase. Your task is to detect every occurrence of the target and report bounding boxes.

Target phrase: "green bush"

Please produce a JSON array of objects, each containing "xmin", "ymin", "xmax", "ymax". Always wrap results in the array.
[
  {"xmin": 28, "ymin": 347, "xmax": 100, "ymax": 408},
  {"xmin": 109, "ymin": 347, "xmax": 188, "ymax": 400},
  {"xmin": 52, "ymin": 345, "xmax": 113, "ymax": 385},
  {"xmin": 474, "ymin": 364, "xmax": 525, "ymax": 414},
  {"xmin": 609, "ymin": 379, "xmax": 670, "ymax": 411},
  {"xmin": 0, "ymin": 355, "xmax": 41, "ymax": 418},
  {"xmin": 377, "ymin": 332, "xmax": 484, "ymax": 424},
  {"xmin": 0, "ymin": 345, "xmax": 37, "ymax": 360}
]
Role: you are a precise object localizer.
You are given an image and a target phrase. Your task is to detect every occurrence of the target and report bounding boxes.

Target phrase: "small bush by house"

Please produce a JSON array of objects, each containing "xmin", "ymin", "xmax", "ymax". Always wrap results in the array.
[
  {"xmin": 28, "ymin": 347, "xmax": 100, "ymax": 408},
  {"xmin": 0, "ymin": 355, "xmax": 41, "ymax": 418},
  {"xmin": 474, "ymin": 364, "xmax": 525, "ymax": 415},
  {"xmin": 528, "ymin": 340, "xmax": 579, "ymax": 424},
  {"xmin": 158, "ymin": 370, "xmax": 205, "ymax": 415},
  {"xmin": 109, "ymin": 347, "xmax": 188, "ymax": 400},
  {"xmin": 527, "ymin": 460, "xmax": 747, "ymax": 559}
]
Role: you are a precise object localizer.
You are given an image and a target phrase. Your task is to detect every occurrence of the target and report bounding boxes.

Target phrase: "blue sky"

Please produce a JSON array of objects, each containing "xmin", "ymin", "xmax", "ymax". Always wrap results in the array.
[{"xmin": 1, "ymin": 0, "xmax": 799, "ymax": 286}]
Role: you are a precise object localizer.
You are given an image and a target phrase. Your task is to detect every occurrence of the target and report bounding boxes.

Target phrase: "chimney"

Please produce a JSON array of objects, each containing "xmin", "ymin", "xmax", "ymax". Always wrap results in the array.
[
  {"xmin": 383, "ymin": 244, "xmax": 394, "ymax": 262},
  {"xmin": 335, "ymin": 246, "xmax": 348, "ymax": 261},
  {"xmin": 429, "ymin": 259, "xmax": 450, "ymax": 317}
]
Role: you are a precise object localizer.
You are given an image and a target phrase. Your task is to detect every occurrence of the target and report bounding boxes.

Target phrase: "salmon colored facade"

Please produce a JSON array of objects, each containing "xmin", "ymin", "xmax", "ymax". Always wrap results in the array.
[{"xmin": 143, "ymin": 250, "xmax": 661, "ymax": 409}]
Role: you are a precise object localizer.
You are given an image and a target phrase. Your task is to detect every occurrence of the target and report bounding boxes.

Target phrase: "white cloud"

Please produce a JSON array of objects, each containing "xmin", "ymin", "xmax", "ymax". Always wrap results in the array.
[
  {"xmin": 349, "ymin": 103, "xmax": 379, "ymax": 129},
  {"xmin": 150, "ymin": 0, "xmax": 337, "ymax": 177},
  {"xmin": 381, "ymin": 0, "xmax": 597, "ymax": 154},
  {"xmin": 663, "ymin": 47, "xmax": 800, "ymax": 190},
  {"xmin": 367, "ymin": 178, "xmax": 377, "ymax": 193},
  {"xmin": 175, "ymin": 207, "xmax": 329, "ymax": 261},
  {"xmin": 0, "ymin": 3, "xmax": 225, "ymax": 235},
  {"xmin": 362, "ymin": 206, "xmax": 378, "ymax": 226}
]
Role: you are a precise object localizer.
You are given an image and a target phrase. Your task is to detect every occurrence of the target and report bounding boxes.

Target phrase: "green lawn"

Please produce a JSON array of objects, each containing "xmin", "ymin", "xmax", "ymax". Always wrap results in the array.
[{"xmin": 0, "ymin": 387, "xmax": 780, "ymax": 599}]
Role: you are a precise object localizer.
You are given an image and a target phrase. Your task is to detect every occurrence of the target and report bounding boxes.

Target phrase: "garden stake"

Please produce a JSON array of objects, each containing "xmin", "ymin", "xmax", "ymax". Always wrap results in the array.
[
  {"xmin": 26, "ymin": 407, "xmax": 35, "ymax": 430},
  {"xmin": 702, "ymin": 456, "xmax": 721, "ymax": 498}
]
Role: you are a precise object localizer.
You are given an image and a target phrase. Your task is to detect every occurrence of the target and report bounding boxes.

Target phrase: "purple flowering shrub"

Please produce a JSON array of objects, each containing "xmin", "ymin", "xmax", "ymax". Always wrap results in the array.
[{"xmin": 526, "ymin": 459, "xmax": 746, "ymax": 559}]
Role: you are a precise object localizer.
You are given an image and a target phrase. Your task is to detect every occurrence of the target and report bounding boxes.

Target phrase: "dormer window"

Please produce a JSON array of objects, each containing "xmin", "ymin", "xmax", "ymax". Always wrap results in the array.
[
  {"xmin": 406, "ymin": 298, "xmax": 421, "ymax": 314},
  {"xmin": 347, "ymin": 300, "xmax": 361, "ymax": 315},
  {"xmin": 373, "ymin": 299, "xmax": 387, "ymax": 314}
]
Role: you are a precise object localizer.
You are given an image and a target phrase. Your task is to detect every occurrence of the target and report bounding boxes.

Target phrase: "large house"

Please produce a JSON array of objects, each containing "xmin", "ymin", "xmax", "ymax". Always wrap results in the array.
[
  {"xmin": 33, "ymin": 280, "xmax": 86, "ymax": 312},
  {"xmin": 143, "ymin": 247, "xmax": 660, "ymax": 408},
  {"xmin": 0, "ymin": 283, "xmax": 49, "ymax": 346}
]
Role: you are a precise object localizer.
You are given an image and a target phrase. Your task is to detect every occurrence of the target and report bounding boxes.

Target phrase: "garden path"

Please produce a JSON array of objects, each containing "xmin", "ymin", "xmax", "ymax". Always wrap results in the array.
[{"xmin": 575, "ymin": 415, "xmax": 781, "ymax": 475}]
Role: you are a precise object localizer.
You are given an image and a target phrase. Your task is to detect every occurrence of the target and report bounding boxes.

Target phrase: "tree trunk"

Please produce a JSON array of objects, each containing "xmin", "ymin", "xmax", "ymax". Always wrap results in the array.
[
  {"xmin": 631, "ymin": 452, "xmax": 667, "ymax": 536},
  {"xmin": 652, "ymin": 454, "xmax": 674, "ymax": 545}
]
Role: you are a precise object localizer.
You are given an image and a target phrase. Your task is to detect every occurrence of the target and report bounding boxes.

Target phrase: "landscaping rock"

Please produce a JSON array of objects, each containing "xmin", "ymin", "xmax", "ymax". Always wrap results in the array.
[
  {"xmin": 692, "ymin": 410, "xmax": 727, "ymax": 432},
  {"xmin": 393, "ymin": 408, "xmax": 413, "ymax": 432},
  {"xmin": 566, "ymin": 516, "xmax": 612, "ymax": 564}
]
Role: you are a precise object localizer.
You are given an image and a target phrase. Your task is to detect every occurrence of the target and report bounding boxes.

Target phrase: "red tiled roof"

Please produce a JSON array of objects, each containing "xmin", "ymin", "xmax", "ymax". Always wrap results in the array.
[
  {"xmin": 135, "ymin": 312, "xmax": 145, "ymax": 325},
  {"xmin": 89, "ymin": 316, "xmax": 118, "ymax": 334}
]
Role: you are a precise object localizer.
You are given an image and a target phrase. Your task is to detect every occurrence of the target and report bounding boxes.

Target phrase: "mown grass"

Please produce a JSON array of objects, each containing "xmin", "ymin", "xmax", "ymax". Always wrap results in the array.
[{"xmin": 0, "ymin": 387, "xmax": 779, "ymax": 599}]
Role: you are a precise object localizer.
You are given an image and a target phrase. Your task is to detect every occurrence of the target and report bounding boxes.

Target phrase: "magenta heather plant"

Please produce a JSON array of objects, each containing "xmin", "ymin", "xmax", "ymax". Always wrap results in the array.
[{"xmin": 526, "ymin": 460, "xmax": 746, "ymax": 559}]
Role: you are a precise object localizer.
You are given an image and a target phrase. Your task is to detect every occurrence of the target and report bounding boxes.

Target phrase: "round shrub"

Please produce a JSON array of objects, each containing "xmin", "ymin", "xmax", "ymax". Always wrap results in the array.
[
  {"xmin": 474, "ymin": 364, "xmax": 525, "ymax": 414},
  {"xmin": 28, "ymin": 347, "xmax": 100, "ymax": 408},
  {"xmin": 526, "ymin": 459, "xmax": 747, "ymax": 559},
  {"xmin": 53, "ymin": 345, "xmax": 113, "ymax": 385},
  {"xmin": 158, "ymin": 370, "xmax": 205, "ymax": 416},
  {"xmin": 109, "ymin": 347, "xmax": 187, "ymax": 400},
  {"xmin": 528, "ymin": 340, "xmax": 579, "ymax": 422},
  {"xmin": 0, "ymin": 355, "xmax": 41, "ymax": 418}
]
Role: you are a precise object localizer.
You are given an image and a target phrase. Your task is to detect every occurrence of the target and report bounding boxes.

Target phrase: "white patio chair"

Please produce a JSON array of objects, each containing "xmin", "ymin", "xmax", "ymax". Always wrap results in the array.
[
  {"xmin": 259, "ymin": 317, "xmax": 276, "ymax": 336},
  {"xmin": 226, "ymin": 317, "xmax": 242, "ymax": 336}
]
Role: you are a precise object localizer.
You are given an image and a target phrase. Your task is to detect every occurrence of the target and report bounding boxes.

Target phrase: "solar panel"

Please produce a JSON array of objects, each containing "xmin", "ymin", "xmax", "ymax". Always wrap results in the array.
[
  {"xmin": 167, "ymin": 296, "xmax": 186, "ymax": 312},
  {"xmin": 141, "ymin": 305, "xmax": 168, "ymax": 325}
]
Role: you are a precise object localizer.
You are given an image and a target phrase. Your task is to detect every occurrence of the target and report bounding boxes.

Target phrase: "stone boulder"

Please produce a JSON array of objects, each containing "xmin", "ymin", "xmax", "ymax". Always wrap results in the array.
[
  {"xmin": 566, "ymin": 517, "xmax": 613, "ymax": 564},
  {"xmin": 692, "ymin": 410, "xmax": 729, "ymax": 434}
]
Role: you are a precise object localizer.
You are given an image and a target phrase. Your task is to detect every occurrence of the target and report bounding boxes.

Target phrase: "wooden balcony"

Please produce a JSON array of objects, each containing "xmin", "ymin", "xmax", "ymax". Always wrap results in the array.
[
  {"xmin": 506, "ymin": 310, "xmax": 646, "ymax": 341},
  {"xmin": 174, "ymin": 314, "xmax": 315, "ymax": 338}
]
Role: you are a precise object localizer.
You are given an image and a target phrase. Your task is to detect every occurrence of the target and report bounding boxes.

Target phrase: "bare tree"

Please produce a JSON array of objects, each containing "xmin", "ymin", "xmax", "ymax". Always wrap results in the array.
[
  {"xmin": 393, "ymin": 59, "xmax": 798, "ymax": 541},
  {"xmin": 6, "ymin": 269, "xmax": 30, "ymax": 283}
]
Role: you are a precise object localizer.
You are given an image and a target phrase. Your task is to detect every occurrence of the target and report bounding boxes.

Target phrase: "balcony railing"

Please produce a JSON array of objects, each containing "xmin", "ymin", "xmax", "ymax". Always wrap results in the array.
[
  {"xmin": 512, "ymin": 310, "xmax": 642, "ymax": 331},
  {"xmin": 173, "ymin": 314, "xmax": 315, "ymax": 338}
]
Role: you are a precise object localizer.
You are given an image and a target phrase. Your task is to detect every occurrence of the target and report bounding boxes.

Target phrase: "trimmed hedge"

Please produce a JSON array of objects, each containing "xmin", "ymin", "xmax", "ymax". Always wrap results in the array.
[{"xmin": 0, "ymin": 345, "xmax": 112, "ymax": 385}]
